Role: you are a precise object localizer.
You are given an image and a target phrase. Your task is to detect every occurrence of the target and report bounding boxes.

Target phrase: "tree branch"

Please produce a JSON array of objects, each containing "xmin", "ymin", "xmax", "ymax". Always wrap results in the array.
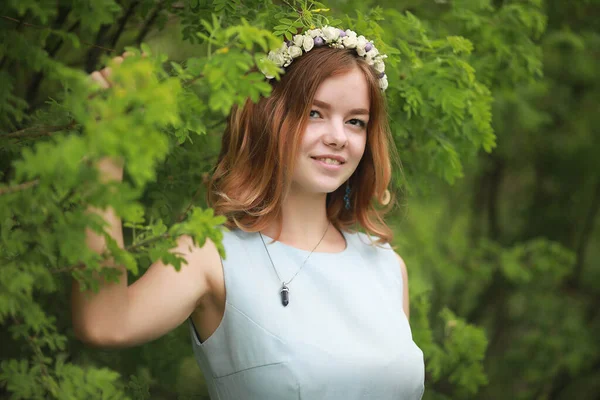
[
  {"xmin": 183, "ymin": 73, "xmax": 206, "ymax": 87},
  {"xmin": 548, "ymin": 357, "xmax": 600, "ymax": 398},
  {"xmin": 84, "ymin": 24, "xmax": 113, "ymax": 73},
  {"xmin": 570, "ymin": 177, "xmax": 600, "ymax": 284},
  {"xmin": 136, "ymin": 1, "xmax": 165, "ymax": 45},
  {"xmin": 1, "ymin": 15, "xmax": 115, "ymax": 53},
  {"xmin": 26, "ymin": 14, "xmax": 81, "ymax": 108},
  {"xmin": 0, "ymin": 180, "xmax": 40, "ymax": 196},
  {"xmin": 83, "ymin": 1, "xmax": 140, "ymax": 73},
  {"xmin": 108, "ymin": 1, "xmax": 140, "ymax": 49},
  {"xmin": 469, "ymin": 155, "xmax": 488, "ymax": 245},
  {"xmin": 127, "ymin": 232, "xmax": 171, "ymax": 252},
  {"xmin": 0, "ymin": 14, "xmax": 28, "ymax": 70},
  {"xmin": 2, "ymin": 120, "xmax": 77, "ymax": 139},
  {"xmin": 50, "ymin": 231, "xmax": 172, "ymax": 275},
  {"xmin": 487, "ymin": 154, "xmax": 505, "ymax": 241}
]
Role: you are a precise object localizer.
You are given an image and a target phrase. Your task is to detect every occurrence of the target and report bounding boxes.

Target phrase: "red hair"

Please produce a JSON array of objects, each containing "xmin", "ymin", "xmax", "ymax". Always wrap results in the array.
[{"xmin": 207, "ymin": 46, "xmax": 399, "ymax": 246}]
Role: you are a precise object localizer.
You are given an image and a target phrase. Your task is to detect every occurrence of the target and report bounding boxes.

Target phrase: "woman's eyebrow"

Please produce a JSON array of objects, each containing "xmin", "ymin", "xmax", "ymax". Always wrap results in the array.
[{"xmin": 313, "ymin": 99, "xmax": 370, "ymax": 115}]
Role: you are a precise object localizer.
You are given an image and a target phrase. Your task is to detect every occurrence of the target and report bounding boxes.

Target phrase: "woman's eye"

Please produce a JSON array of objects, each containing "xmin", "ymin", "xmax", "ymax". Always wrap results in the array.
[
  {"xmin": 309, "ymin": 110, "xmax": 321, "ymax": 119},
  {"xmin": 348, "ymin": 118, "xmax": 367, "ymax": 128}
]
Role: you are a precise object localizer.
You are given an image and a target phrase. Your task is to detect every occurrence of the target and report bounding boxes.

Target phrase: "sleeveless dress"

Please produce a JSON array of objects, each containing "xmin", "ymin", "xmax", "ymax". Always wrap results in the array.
[{"xmin": 187, "ymin": 228, "xmax": 425, "ymax": 399}]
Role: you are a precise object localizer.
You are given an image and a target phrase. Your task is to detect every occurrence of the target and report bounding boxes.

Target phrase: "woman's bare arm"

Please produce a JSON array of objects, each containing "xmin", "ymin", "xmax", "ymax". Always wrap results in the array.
[
  {"xmin": 72, "ymin": 210, "xmax": 215, "ymax": 347},
  {"xmin": 71, "ymin": 56, "xmax": 216, "ymax": 348},
  {"xmin": 71, "ymin": 157, "xmax": 216, "ymax": 348}
]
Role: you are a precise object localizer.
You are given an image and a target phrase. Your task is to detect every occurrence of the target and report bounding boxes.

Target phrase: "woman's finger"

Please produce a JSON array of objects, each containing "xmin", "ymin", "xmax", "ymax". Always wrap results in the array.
[
  {"xmin": 90, "ymin": 71, "xmax": 110, "ymax": 89},
  {"xmin": 112, "ymin": 56, "xmax": 125, "ymax": 65},
  {"xmin": 122, "ymin": 50, "xmax": 146, "ymax": 59},
  {"xmin": 100, "ymin": 56, "xmax": 125, "ymax": 81},
  {"xmin": 100, "ymin": 66, "xmax": 112, "ymax": 81},
  {"xmin": 89, "ymin": 51, "xmax": 144, "ymax": 91}
]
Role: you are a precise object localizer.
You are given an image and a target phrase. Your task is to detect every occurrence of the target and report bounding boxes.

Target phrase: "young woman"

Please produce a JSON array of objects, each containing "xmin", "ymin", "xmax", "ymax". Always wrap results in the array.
[{"xmin": 72, "ymin": 26, "xmax": 425, "ymax": 399}]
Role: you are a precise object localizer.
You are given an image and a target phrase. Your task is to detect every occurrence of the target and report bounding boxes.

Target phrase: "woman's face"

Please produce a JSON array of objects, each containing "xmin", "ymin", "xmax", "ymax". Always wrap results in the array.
[{"xmin": 291, "ymin": 67, "xmax": 370, "ymax": 196}]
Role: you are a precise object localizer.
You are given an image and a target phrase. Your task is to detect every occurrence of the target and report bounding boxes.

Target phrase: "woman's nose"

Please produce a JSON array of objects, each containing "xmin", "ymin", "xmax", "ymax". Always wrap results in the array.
[{"xmin": 324, "ymin": 119, "xmax": 348, "ymax": 148}]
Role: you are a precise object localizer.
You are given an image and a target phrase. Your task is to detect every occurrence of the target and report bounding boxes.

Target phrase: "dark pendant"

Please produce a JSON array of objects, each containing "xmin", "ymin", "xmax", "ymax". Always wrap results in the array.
[{"xmin": 280, "ymin": 284, "xmax": 290, "ymax": 307}]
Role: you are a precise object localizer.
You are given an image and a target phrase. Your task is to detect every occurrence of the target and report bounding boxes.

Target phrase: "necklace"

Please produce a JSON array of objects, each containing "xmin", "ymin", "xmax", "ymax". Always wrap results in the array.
[{"xmin": 259, "ymin": 221, "xmax": 331, "ymax": 307}]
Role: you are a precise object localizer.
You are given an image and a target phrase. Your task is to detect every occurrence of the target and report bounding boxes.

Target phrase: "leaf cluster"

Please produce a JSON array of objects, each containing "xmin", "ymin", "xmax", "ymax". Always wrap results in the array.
[{"xmin": 0, "ymin": 0, "xmax": 555, "ymax": 398}]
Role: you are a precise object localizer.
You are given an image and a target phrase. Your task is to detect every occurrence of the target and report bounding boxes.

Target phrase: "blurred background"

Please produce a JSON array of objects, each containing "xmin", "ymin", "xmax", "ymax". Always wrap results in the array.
[{"xmin": 0, "ymin": 0, "xmax": 598, "ymax": 399}]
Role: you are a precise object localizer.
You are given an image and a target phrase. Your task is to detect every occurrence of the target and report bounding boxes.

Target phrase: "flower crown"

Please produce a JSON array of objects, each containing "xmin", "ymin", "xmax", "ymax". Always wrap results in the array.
[{"xmin": 262, "ymin": 26, "xmax": 389, "ymax": 91}]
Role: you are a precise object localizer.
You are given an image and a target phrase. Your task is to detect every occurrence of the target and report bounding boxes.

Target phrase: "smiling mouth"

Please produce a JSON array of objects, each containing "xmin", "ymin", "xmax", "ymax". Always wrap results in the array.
[
  {"xmin": 311, "ymin": 157, "xmax": 345, "ymax": 165},
  {"xmin": 311, "ymin": 158, "xmax": 345, "ymax": 170}
]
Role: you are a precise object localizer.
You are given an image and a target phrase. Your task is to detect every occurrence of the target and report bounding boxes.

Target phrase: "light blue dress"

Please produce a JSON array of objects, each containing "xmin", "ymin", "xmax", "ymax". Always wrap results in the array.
[{"xmin": 188, "ymin": 228, "xmax": 425, "ymax": 399}]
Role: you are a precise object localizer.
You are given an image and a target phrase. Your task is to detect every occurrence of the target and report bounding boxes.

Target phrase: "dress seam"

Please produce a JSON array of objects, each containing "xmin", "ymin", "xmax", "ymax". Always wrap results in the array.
[
  {"xmin": 215, "ymin": 361, "xmax": 287, "ymax": 378},
  {"xmin": 227, "ymin": 301, "xmax": 288, "ymax": 345}
]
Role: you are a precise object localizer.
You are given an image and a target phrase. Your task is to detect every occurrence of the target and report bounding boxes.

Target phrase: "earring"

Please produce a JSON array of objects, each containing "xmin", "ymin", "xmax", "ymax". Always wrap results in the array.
[
  {"xmin": 344, "ymin": 181, "xmax": 351, "ymax": 210},
  {"xmin": 380, "ymin": 189, "xmax": 391, "ymax": 206}
]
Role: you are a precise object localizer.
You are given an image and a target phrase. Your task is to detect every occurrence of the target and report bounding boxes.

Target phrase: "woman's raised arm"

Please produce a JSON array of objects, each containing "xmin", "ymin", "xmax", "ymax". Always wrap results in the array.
[
  {"xmin": 71, "ymin": 205, "xmax": 216, "ymax": 348},
  {"xmin": 71, "ymin": 55, "xmax": 216, "ymax": 348}
]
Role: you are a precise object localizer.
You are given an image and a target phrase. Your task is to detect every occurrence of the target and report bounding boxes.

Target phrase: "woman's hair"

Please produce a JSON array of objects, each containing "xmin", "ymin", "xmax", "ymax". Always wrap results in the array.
[{"xmin": 206, "ymin": 46, "xmax": 400, "ymax": 245}]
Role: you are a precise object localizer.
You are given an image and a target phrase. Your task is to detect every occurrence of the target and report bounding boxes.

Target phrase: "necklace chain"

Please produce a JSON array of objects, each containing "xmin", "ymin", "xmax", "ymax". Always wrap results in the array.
[{"xmin": 259, "ymin": 221, "xmax": 331, "ymax": 299}]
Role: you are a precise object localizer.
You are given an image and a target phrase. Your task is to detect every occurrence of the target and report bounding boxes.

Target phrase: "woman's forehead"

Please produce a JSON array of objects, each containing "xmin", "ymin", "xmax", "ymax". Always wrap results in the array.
[{"xmin": 313, "ymin": 69, "xmax": 370, "ymax": 111}]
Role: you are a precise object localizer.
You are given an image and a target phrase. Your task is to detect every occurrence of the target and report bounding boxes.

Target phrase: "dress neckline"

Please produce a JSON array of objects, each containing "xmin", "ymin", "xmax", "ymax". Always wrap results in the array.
[{"xmin": 258, "ymin": 229, "xmax": 350, "ymax": 256}]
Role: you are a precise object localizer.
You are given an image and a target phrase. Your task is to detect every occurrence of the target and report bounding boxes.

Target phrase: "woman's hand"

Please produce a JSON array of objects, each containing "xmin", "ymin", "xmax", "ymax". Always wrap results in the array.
[
  {"xmin": 89, "ymin": 52, "xmax": 135, "ymax": 180},
  {"xmin": 89, "ymin": 51, "xmax": 134, "ymax": 89}
]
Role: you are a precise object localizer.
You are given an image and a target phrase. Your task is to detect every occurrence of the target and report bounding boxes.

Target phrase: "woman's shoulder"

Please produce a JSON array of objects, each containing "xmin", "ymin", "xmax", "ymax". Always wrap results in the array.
[
  {"xmin": 174, "ymin": 232, "xmax": 224, "ymax": 291},
  {"xmin": 349, "ymin": 229, "xmax": 394, "ymax": 251}
]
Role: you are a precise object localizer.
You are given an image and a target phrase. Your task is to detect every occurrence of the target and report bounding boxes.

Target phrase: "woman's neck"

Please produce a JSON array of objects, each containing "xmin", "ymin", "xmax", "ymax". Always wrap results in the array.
[{"xmin": 261, "ymin": 191, "xmax": 332, "ymax": 247}]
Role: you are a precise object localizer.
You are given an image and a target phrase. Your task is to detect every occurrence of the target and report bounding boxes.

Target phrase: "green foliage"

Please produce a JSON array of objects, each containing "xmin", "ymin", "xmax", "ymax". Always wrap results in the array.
[
  {"xmin": 336, "ymin": 6, "xmax": 499, "ymax": 188},
  {"xmin": 196, "ymin": 15, "xmax": 280, "ymax": 113},
  {"xmin": 436, "ymin": 308, "xmax": 488, "ymax": 397},
  {"xmin": 270, "ymin": 1, "xmax": 343, "ymax": 40},
  {"xmin": 411, "ymin": 292, "xmax": 488, "ymax": 400},
  {"xmin": 3, "ymin": 0, "xmax": 595, "ymax": 399}
]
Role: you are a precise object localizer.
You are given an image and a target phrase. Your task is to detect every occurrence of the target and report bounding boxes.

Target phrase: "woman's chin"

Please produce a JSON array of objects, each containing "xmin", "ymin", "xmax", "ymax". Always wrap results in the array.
[
  {"xmin": 290, "ymin": 175, "xmax": 349, "ymax": 195},
  {"xmin": 313, "ymin": 183, "xmax": 345, "ymax": 194}
]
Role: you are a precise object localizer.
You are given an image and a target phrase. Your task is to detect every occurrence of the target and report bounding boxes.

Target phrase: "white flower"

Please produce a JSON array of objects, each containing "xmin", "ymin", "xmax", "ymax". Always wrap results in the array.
[
  {"xmin": 307, "ymin": 29, "xmax": 321, "ymax": 38},
  {"xmin": 342, "ymin": 32, "xmax": 358, "ymax": 49},
  {"xmin": 268, "ymin": 50, "xmax": 285, "ymax": 67},
  {"xmin": 287, "ymin": 45, "xmax": 302, "ymax": 59},
  {"xmin": 356, "ymin": 35, "xmax": 368, "ymax": 56},
  {"xmin": 366, "ymin": 48, "xmax": 379, "ymax": 58},
  {"xmin": 293, "ymin": 34, "xmax": 304, "ymax": 47},
  {"xmin": 379, "ymin": 76, "xmax": 388, "ymax": 91},
  {"xmin": 302, "ymin": 35, "xmax": 314, "ymax": 52},
  {"xmin": 259, "ymin": 27, "xmax": 388, "ymax": 91},
  {"xmin": 365, "ymin": 48, "xmax": 380, "ymax": 65},
  {"xmin": 282, "ymin": 53, "xmax": 293, "ymax": 67},
  {"xmin": 322, "ymin": 26, "xmax": 340, "ymax": 42}
]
